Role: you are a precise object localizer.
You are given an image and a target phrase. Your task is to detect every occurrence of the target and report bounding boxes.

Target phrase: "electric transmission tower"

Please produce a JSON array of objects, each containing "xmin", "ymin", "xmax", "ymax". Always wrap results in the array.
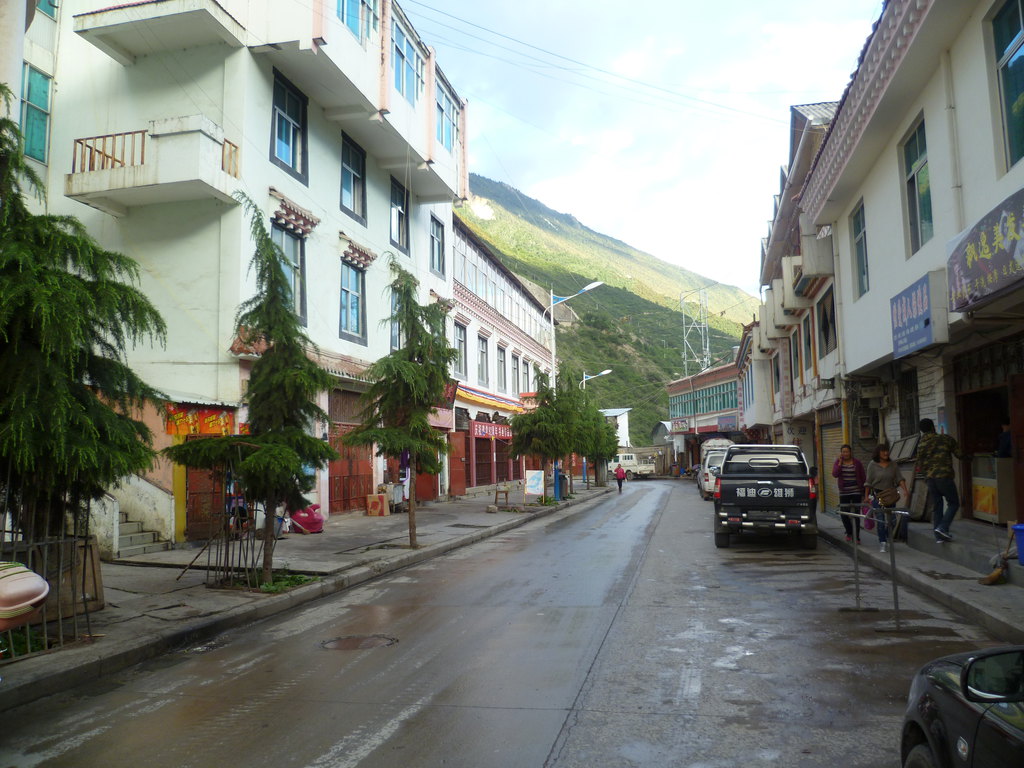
[{"xmin": 681, "ymin": 288, "xmax": 710, "ymax": 377}]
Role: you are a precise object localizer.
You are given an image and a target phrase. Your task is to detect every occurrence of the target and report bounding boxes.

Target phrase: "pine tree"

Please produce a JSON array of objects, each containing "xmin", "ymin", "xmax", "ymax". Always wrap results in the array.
[
  {"xmin": 0, "ymin": 84, "xmax": 166, "ymax": 537},
  {"xmin": 509, "ymin": 375, "xmax": 572, "ymax": 503},
  {"xmin": 344, "ymin": 258, "xmax": 457, "ymax": 548},
  {"xmin": 163, "ymin": 192, "xmax": 336, "ymax": 583}
]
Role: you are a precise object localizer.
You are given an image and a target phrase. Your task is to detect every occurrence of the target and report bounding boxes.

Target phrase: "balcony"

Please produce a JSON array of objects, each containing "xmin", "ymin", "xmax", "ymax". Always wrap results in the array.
[
  {"xmin": 798, "ymin": 213, "xmax": 834, "ymax": 279},
  {"xmin": 781, "ymin": 255, "xmax": 814, "ymax": 309},
  {"xmin": 65, "ymin": 116, "xmax": 240, "ymax": 217},
  {"xmin": 73, "ymin": 0, "xmax": 246, "ymax": 66}
]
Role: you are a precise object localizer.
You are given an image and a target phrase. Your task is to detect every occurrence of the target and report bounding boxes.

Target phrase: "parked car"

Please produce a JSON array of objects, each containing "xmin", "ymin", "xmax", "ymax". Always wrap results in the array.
[
  {"xmin": 698, "ymin": 450, "xmax": 727, "ymax": 500},
  {"xmin": 901, "ymin": 646, "xmax": 1024, "ymax": 767},
  {"xmin": 613, "ymin": 452, "xmax": 656, "ymax": 480}
]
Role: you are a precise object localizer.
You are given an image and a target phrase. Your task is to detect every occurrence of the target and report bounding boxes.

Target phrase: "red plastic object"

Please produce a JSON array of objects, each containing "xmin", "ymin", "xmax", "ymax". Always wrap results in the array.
[{"xmin": 290, "ymin": 504, "xmax": 325, "ymax": 534}]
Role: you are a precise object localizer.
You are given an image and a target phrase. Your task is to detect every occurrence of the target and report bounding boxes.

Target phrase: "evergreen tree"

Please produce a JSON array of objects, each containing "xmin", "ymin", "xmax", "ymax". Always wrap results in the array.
[
  {"xmin": 163, "ymin": 192, "xmax": 336, "ymax": 583},
  {"xmin": 344, "ymin": 258, "xmax": 457, "ymax": 548},
  {"xmin": 0, "ymin": 84, "xmax": 166, "ymax": 537},
  {"xmin": 509, "ymin": 375, "xmax": 572, "ymax": 503}
]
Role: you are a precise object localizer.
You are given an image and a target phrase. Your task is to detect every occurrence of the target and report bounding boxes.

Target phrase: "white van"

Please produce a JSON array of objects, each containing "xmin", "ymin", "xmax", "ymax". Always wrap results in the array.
[{"xmin": 613, "ymin": 452, "xmax": 656, "ymax": 480}]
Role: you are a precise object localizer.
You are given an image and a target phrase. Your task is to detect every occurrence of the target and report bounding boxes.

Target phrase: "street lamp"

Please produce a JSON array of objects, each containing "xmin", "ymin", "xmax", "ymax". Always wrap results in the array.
[
  {"xmin": 579, "ymin": 368, "xmax": 612, "ymax": 389},
  {"xmin": 548, "ymin": 281, "xmax": 603, "ymax": 388}
]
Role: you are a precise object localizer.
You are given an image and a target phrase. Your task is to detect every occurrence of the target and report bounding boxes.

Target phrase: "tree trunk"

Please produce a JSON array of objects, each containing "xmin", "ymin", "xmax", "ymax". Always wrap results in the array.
[
  {"xmin": 407, "ymin": 466, "xmax": 418, "ymax": 548},
  {"xmin": 543, "ymin": 458, "xmax": 550, "ymax": 504},
  {"xmin": 261, "ymin": 496, "xmax": 276, "ymax": 584}
]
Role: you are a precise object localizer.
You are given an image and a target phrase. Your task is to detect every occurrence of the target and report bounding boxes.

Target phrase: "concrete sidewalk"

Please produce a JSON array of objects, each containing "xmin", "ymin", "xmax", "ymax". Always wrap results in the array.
[
  {"xmin": 0, "ymin": 486, "xmax": 613, "ymax": 711},
  {"xmin": 3, "ymin": 480, "xmax": 1023, "ymax": 713}
]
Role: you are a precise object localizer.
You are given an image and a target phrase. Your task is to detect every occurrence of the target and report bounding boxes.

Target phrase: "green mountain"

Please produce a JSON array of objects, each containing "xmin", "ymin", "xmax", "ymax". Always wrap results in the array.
[{"xmin": 458, "ymin": 173, "xmax": 759, "ymax": 447}]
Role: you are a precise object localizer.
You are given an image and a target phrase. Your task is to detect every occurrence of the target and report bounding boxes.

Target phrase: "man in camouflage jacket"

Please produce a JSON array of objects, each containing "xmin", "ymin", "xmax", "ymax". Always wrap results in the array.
[{"xmin": 915, "ymin": 418, "xmax": 962, "ymax": 543}]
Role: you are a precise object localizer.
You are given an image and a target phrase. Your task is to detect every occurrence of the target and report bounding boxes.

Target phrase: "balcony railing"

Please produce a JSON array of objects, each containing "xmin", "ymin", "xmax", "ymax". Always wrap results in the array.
[
  {"xmin": 72, "ymin": 130, "xmax": 146, "ymax": 173},
  {"xmin": 222, "ymin": 139, "xmax": 239, "ymax": 178}
]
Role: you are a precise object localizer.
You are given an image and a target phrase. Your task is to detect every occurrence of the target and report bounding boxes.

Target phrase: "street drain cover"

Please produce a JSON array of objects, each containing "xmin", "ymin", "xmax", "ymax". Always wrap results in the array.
[
  {"xmin": 450, "ymin": 523, "xmax": 490, "ymax": 529},
  {"xmin": 322, "ymin": 634, "xmax": 399, "ymax": 650}
]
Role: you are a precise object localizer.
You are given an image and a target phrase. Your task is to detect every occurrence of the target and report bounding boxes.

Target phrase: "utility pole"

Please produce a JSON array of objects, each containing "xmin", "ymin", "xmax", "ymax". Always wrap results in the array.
[{"xmin": 681, "ymin": 288, "xmax": 710, "ymax": 377}]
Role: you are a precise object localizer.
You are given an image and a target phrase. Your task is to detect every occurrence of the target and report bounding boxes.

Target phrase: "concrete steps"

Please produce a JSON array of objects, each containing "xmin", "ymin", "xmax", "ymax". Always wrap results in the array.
[{"xmin": 117, "ymin": 513, "xmax": 169, "ymax": 558}]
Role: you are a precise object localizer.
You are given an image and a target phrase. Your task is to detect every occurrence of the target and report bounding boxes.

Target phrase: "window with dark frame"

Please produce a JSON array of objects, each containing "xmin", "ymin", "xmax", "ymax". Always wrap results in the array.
[
  {"xmin": 273, "ymin": 225, "xmax": 306, "ymax": 325},
  {"xmin": 817, "ymin": 287, "xmax": 837, "ymax": 357},
  {"xmin": 340, "ymin": 134, "xmax": 366, "ymax": 224},
  {"xmin": 36, "ymin": 0, "xmax": 57, "ymax": 19},
  {"xmin": 898, "ymin": 368, "xmax": 920, "ymax": 439},
  {"xmin": 511, "ymin": 355, "xmax": 520, "ymax": 395},
  {"xmin": 852, "ymin": 202, "xmax": 870, "ymax": 296},
  {"xmin": 20, "ymin": 64, "xmax": 50, "ymax": 163},
  {"xmin": 802, "ymin": 315, "xmax": 812, "ymax": 369},
  {"xmin": 339, "ymin": 261, "xmax": 365, "ymax": 342},
  {"xmin": 497, "ymin": 347, "xmax": 507, "ymax": 392},
  {"xmin": 430, "ymin": 216, "xmax": 445, "ymax": 275},
  {"xmin": 271, "ymin": 71, "xmax": 308, "ymax": 183},
  {"xmin": 390, "ymin": 177, "xmax": 409, "ymax": 252},
  {"xmin": 903, "ymin": 120, "xmax": 933, "ymax": 253},
  {"xmin": 389, "ymin": 290, "xmax": 402, "ymax": 350},
  {"xmin": 477, "ymin": 335, "xmax": 488, "ymax": 386},
  {"xmin": 454, "ymin": 323, "xmax": 467, "ymax": 377},
  {"xmin": 995, "ymin": 0, "xmax": 1024, "ymax": 168}
]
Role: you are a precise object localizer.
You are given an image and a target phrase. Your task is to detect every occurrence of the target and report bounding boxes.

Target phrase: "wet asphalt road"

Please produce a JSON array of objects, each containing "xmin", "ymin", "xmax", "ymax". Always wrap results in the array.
[{"xmin": 0, "ymin": 480, "xmax": 999, "ymax": 767}]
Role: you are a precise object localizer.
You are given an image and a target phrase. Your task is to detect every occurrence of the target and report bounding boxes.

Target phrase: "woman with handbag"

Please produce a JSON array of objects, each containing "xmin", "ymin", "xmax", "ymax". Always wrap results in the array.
[{"xmin": 864, "ymin": 444, "xmax": 908, "ymax": 553}]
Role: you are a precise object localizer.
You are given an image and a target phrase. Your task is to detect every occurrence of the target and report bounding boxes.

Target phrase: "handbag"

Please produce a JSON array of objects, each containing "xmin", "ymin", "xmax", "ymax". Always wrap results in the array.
[
  {"xmin": 876, "ymin": 487, "xmax": 900, "ymax": 507},
  {"xmin": 862, "ymin": 506, "xmax": 876, "ymax": 531}
]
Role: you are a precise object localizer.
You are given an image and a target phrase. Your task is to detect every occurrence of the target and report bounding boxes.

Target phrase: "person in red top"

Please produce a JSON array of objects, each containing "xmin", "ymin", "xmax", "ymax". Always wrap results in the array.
[
  {"xmin": 614, "ymin": 464, "xmax": 626, "ymax": 493},
  {"xmin": 832, "ymin": 444, "xmax": 867, "ymax": 543}
]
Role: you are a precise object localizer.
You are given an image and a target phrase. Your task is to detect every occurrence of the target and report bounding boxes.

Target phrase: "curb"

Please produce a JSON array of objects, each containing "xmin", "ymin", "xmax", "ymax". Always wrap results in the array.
[{"xmin": 0, "ymin": 488, "xmax": 612, "ymax": 712}]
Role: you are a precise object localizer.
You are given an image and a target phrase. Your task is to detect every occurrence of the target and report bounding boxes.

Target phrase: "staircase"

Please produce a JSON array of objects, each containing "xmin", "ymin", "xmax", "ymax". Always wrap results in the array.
[{"xmin": 117, "ymin": 511, "xmax": 170, "ymax": 558}]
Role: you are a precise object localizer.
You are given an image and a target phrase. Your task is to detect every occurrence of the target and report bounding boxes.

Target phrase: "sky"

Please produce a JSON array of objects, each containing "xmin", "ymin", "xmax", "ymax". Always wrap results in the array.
[{"xmin": 400, "ymin": 0, "xmax": 886, "ymax": 298}]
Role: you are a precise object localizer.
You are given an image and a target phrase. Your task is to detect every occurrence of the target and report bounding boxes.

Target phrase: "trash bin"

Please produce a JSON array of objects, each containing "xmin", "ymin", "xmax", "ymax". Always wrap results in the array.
[
  {"xmin": 1014, "ymin": 524, "xmax": 1024, "ymax": 566},
  {"xmin": 558, "ymin": 475, "xmax": 568, "ymax": 498}
]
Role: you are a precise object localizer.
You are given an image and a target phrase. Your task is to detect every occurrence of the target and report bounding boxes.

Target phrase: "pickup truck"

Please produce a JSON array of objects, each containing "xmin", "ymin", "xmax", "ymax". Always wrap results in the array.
[{"xmin": 712, "ymin": 444, "xmax": 818, "ymax": 549}]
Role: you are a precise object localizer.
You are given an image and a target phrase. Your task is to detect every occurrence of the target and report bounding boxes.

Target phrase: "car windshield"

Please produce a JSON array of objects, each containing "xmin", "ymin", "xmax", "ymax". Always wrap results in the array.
[
  {"xmin": 722, "ymin": 451, "xmax": 806, "ymax": 475},
  {"xmin": 705, "ymin": 452, "xmax": 726, "ymax": 468}
]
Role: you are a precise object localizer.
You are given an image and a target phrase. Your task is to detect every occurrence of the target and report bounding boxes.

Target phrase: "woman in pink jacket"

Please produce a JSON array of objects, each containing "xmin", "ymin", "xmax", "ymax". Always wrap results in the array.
[{"xmin": 832, "ymin": 444, "xmax": 866, "ymax": 543}]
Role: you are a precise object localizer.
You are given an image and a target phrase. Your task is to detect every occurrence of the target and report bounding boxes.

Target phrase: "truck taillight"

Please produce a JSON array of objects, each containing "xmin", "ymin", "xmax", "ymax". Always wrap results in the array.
[
  {"xmin": 808, "ymin": 477, "xmax": 817, "ymax": 500},
  {"xmin": 714, "ymin": 477, "xmax": 721, "ymax": 499}
]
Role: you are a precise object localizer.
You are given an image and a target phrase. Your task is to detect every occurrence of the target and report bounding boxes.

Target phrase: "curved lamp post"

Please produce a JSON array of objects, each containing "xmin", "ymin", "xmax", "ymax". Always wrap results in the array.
[{"xmin": 579, "ymin": 368, "xmax": 612, "ymax": 389}]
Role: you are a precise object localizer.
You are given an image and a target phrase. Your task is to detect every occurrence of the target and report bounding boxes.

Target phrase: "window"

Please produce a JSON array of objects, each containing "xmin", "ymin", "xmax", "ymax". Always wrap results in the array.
[
  {"xmin": 522, "ymin": 360, "xmax": 530, "ymax": 393},
  {"xmin": 772, "ymin": 357, "xmax": 781, "ymax": 393},
  {"xmin": 339, "ymin": 262, "xmax": 364, "ymax": 340},
  {"xmin": 392, "ymin": 21, "xmax": 424, "ymax": 104},
  {"xmin": 390, "ymin": 177, "xmax": 409, "ymax": 252},
  {"xmin": 903, "ymin": 120, "xmax": 932, "ymax": 253},
  {"xmin": 497, "ymin": 347, "xmax": 507, "ymax": 392},
  {"xmin": 337, "ymin": 0, "xmax": 379, "ymax": 41},
  {"xmin": 273, "ymin": 225, "xmax": 306, "ymax": 323},
  {"xmin": 802, "ymin": 315, "xmax": 812, "ymax": 369},
  {"xmin": 20, "ymin": 65, "xmax": 50, "ymax": 163},
  {"xmin": 511, "ymin": 355, "xmax": 520, "ymax": 395},
  {"xmin": 817, "ymin": 287, "xmax": 837, "ymax": 357},
  {"xmin": 454, "ymin": 323, "xmax": 467, "ymax": 377},
  {"xmin": 533, "ymin": 364, "xmax": 541, "ymax": 390},
  {"xmin": 477, "ymin": 336, "xmax": 488, "ymax": 386},
  {"xmin": 271, "ymin": 72, "xmax": 307, "ymax": 182},
  {"xmin": 430, "ymin": 216, "xmax": 445, "ymax": 275},
  {"xmin": 340, "ymin": 134, "xmax": 366, "ymax": 224},
  {"xmin": 790, "ymin": 333, "xmax": 800, "ymax": 385},
  {"xmin": 995, "ymin": 0, "xmax": 1024, "ymax": 167},
  {"xmin": 852, "ymin": 202, "xmax": 870, "ymax": 297},
  {"xmin": 436, "ymin": 84, "xmax": 458, "ymax": 151},
  {"xmin": 389, "ymin": 290, "xmax": 402, "ymax": 350},
  {"xmin": 36, "ymin": 0, "xmax": 57, "ymax": 19},
  {"xmin": 898, "ymin": 368, "xmax": 920, "ymax": 439}
]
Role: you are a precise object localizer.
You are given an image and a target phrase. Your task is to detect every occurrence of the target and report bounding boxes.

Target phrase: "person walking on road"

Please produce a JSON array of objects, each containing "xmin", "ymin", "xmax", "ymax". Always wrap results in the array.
[
  {"xmin": 865, "ymin": 444, "xmax": 907, "ymax": 554},
  {"xmin": 614, "ymin": 463, "xmax": 626, "ymax": 493},
  {"xmin": 916, "ymin": 417, "xmax": 963, "ymax": 544},
  {"xmin": 832, "ymin": 444, "xmax": 866, "ymax": 544}
]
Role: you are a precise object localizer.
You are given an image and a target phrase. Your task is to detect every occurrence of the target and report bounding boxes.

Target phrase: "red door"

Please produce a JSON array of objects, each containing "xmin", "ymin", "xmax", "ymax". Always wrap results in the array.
[
  {"xmin": 449, "ymin": 432, "xmax": 468, "ymax": 496},
  {"xmin": 328, "ymin": 424, "xmax": 373, "ymax": 513},
  {"xmin": 185, "ymin": 465, "xmax": 224, "ymax": 541}
]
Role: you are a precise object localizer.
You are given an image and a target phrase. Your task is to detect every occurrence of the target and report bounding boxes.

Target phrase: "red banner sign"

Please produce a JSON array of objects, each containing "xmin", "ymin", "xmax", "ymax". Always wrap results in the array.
[
  {"xmin": 166, "ymin": 404, "xmax": 235, "ymax": 435},
  {"xmin": 470, "ymin": 420, "xmax": 512, "ymax": 439}
]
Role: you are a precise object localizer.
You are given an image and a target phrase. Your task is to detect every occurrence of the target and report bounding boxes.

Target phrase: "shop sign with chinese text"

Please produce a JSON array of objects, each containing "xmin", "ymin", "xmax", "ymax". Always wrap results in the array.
[
  {"xmin": 891, "ymin": 270, "xmax": 947, "ymax": 359},
  {"xmin": 947, "ymin": 186, "xmax": 1024, "ymax": 311},
  {"xmin": 470, "ymin": 420, "xmax": 512, "ymax": 439}
]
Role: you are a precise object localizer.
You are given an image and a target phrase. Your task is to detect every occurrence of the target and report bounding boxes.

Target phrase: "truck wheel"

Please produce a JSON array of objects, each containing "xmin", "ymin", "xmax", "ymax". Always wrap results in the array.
[
  {"xmin": 800, "ymin": 533, "xmax": 818, "ymax": 550},
  {"xmin": 626, "ymin": 471, "xmax": 633, "ymax": 481},
  {"xmin": 714, "ymin": 532, "xmax": 730, "ymax": 548}
]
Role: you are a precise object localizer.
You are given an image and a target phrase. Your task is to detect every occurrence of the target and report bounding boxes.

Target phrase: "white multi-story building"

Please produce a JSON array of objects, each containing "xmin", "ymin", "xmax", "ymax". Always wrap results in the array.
[
  {"xmin": 16, "ymin": 0, "xmax": 468, "ymax": 543},
  {"xmin": 447, "ymin": 216, "xmax": 552, "ymax": 493}
]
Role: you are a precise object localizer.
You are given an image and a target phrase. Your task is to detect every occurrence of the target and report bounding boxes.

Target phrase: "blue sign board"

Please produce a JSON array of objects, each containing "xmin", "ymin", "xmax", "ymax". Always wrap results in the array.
[{"xmin": 891, "ymin": 272, "xmax": 944, "ymax": 359}]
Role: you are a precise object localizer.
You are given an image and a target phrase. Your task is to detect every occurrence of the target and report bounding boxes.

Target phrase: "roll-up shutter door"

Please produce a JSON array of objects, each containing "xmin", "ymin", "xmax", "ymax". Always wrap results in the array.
[{"xmin": 819, "ymin": 422, "xmax": 844, "ymax": 515}]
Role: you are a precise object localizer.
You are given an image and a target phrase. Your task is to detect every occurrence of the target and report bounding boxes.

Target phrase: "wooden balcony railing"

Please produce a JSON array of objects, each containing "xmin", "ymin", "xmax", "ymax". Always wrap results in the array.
[
  {"xmin": 72, "ymin": 130, "xmax": 147, "ymax": 173},
  {"xmin": 222, "ymin": 139, "xmax": 240, "ymax": 177}
]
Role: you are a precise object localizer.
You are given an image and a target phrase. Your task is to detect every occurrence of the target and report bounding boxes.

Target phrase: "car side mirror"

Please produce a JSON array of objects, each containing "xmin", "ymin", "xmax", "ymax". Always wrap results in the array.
[{"xmin": 962, "ymin": 649, "xmax": 1024, "ymax": 703}]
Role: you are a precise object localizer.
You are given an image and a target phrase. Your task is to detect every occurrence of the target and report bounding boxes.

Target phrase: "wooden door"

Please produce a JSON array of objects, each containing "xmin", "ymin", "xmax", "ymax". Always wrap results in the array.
[
  {"xmin": 328, "ymin": 424, "xmax": 373, "ymax": 513},
  {"xmin": 449, "ymin": 432, "xmax": 468, "ymax": 496}
]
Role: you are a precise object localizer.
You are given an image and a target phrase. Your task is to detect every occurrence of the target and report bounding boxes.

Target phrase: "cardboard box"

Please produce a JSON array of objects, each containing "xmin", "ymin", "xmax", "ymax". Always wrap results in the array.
[{"xmin": 365, "ymin": 494, "xmax": 389, "ymax": 516}]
